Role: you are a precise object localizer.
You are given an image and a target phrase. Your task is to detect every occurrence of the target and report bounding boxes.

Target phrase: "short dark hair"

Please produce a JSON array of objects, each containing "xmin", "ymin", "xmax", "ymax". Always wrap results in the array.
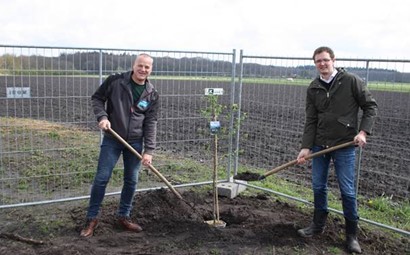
[{"xmin": 313, "ymin": 46, "xmax": 335, "ymax": 60}]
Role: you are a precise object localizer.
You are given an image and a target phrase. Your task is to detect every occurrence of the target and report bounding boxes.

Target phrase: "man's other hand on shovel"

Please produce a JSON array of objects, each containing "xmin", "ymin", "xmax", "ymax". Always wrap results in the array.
[
  {"xmin": 297, "ymin": 148, "xmax": 311, "ymax": 165},
  {"xmin": 354, "ymin": 130, "xmax": 367, "ymax": 148},
  {"xmin": 142, "ymin": 154, "xmax": 153, "ymax": 166}
]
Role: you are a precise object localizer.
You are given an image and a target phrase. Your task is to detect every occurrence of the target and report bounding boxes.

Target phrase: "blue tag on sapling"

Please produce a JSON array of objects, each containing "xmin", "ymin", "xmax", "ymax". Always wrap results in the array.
[{"xmin": 210, "ymin": 121, "xmax": 221, "ymax": 134}]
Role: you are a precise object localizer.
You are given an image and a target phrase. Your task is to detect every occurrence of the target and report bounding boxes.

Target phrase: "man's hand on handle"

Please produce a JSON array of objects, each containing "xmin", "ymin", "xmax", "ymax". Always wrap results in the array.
[
  {"xmin": 142, "ymin": 154, "xmax": 152, "ymax": 166},
  {"xmin": 98, "ymin": 119, "xmax": 110, "ymax": 130},
  {"xmin": 297, "ymin": 148, "xmax": 311, "ymax": 164},
  {"xmin": 354, "ymin": 130, "xmax": 367, "ymax": 148}
]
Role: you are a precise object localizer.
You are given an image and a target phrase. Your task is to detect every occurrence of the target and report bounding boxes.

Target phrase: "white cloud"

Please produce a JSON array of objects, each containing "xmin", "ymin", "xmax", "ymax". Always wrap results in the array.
[{"xmin": 0, "ymin": 0, "xmax": 409, "ymax": 59}]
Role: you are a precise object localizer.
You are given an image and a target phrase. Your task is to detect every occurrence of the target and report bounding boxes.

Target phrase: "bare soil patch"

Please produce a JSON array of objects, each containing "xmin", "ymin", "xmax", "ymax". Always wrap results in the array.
[{"xmin": 0, "ymin": 189, "xmax": 408, "ymax": 255}]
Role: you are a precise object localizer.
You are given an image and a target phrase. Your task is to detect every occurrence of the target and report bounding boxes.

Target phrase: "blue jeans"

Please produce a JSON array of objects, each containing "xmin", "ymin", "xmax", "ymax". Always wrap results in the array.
[
  {"xmin": 311, "ymin": 145, "xmax": 358, "ymax": 221},
  {"xmin": 86, "ymin": 135, "xmax": 142, "ymax": 219}
]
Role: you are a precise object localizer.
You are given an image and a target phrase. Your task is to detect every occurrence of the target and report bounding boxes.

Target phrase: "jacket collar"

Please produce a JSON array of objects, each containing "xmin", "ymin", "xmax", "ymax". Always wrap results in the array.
[
  {"xmin": 320, "ymin": 69, "xmax": 338, "ymax": 83},
  {"xmin": 311, "ymin": 67, "xmax": 345, "ymax": 88}
]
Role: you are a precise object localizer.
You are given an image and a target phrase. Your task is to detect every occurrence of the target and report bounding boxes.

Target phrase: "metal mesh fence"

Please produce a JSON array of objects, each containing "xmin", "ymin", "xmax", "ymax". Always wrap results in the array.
[
  {"xmin": 237, "ymin": 52, "xmax": 410, "ymax": 202},
  {"xmin": 0, "ymin": 45, "xmax": 409, "ymax": 211},
  {"xmin": 0, "ymin": 46, "xmax": 236, "ymax": 205}
]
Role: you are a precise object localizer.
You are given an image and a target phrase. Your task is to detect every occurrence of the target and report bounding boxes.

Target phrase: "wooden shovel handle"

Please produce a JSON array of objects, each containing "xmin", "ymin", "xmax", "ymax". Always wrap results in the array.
[
  {"xmin": 262, "ymin": 141, "xmax": 356, "ymax": 179},
  {"xmin": 107, "ymin": 128, "xmax": 183, "ymax": 200}
]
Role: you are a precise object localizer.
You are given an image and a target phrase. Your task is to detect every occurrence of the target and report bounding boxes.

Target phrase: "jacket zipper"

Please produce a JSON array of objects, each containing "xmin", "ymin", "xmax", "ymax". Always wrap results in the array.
[{"xmin": 126, "ymin": 84, "xmax": 133, "ymax": 141}]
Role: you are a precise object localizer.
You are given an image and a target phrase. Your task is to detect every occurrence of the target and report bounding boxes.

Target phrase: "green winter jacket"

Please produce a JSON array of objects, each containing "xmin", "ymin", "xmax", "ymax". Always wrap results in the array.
[{"xmin": 301, "ymin": 68, "xmax": 378, "ymax": 149}]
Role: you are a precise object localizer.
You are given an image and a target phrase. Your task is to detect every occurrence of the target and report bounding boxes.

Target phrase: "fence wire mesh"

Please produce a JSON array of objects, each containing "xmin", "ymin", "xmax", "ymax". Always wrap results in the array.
[
  {"xmin": 237, "ymin": 53, "xmax": 410, "ymax": 202},
  {"xmin": 0, "ymin": 46, "xmax": 236, "ymax": 205},
  {"xmin": 0, "ymin": 45, "xmax": 409, "ymax": 212}
]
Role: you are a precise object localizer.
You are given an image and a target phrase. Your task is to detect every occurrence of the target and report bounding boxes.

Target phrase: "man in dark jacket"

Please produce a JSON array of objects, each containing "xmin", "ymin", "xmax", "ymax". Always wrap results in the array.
[
  {"xmin": 80, "ymin": 53, "xmax": 159, "ymax": 237},
  {"xmin": 296, "ymin": 46, "xmax": 378, "ymax": 253}
]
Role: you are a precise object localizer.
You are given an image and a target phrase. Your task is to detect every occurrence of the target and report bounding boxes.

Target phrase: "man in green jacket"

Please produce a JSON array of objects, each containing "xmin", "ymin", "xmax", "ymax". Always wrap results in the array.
[{"xmin": 296, "ymin": 46, "xmax": 378, "ymax": 254}]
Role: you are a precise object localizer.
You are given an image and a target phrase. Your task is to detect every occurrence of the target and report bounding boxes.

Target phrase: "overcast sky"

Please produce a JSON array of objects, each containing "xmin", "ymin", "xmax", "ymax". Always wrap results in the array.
[{"xmin": 1, "ymin": 0, "xmax": 409, "ymax": 59}]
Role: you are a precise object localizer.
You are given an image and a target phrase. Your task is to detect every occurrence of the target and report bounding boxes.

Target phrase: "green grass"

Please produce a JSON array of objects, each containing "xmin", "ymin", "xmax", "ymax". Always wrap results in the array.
[
  {"xmin": 0, "ymin": 117, "xmax": 103, "ymax": 194},
  {"xmin": 360, "ymin": 195, "xmax": 410, "ymax": 230}
]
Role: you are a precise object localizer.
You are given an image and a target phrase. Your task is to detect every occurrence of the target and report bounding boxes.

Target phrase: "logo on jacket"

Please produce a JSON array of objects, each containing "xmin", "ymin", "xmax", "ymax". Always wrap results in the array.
[{"xmin": 137, "ymin": 100, "xmax": 149, "ymax": 110}]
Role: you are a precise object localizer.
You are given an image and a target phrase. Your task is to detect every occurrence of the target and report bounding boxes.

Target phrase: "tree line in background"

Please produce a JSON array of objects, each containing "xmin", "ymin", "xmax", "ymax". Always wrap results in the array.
[{"xmin": 0, "ymin": 52, "xmax": 409, "ymax": 82}]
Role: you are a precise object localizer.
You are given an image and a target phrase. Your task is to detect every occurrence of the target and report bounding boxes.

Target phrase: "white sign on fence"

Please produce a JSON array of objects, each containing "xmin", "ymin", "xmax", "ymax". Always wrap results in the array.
[
  {"xmin": 204, "ymin": 88, "xmax": 224, "ymax": 95},
  {"xmin": 6, "ymin": 87, "xmax": 31, "ymax": 98}
]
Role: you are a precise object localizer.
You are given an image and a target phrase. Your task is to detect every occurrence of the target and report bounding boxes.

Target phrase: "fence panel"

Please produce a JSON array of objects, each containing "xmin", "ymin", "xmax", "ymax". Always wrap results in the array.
[
  {"xmin": 0, "ymin": 45, "xmax": 236, "ymax": 206},
  {"xmin": 237, "ymin": 52, "xmax": 410, "ymax": 202}
]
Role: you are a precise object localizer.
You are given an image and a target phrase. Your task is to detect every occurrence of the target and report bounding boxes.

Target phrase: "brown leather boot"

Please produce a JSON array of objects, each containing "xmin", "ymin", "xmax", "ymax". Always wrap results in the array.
[
  {"xmin": 117, "ymin": 217, "xmax": 143, "ymax": 232},
  {"xmin": 80, "ymin": 218, "xmax": 98, "ymax": 237}
]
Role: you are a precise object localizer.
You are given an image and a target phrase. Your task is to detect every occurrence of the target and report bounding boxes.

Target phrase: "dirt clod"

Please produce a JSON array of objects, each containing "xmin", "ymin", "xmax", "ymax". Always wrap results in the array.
[{"xmin": 233, "ymin": 171, "xmax": 263, "ymax": 181}]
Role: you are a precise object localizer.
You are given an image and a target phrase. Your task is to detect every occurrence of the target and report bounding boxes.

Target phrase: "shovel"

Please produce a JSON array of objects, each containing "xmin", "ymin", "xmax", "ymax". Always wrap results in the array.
[
  {"xmin": 107, "ymin": 127, "xmax": 183, "ymax": 200},
  {"xmin": 234, "ymin": 141, "xmax": 356, "ymax": 181}
]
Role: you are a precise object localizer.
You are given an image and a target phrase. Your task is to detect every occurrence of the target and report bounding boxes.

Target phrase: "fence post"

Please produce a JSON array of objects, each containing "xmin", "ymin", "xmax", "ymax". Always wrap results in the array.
[
  {"xmin": 227, "ymin": 49, "xmax": 236, "ymax": 180},
  {"xmin": 233, "ymin": 49, "xmax": 244, "ymax": 176}
]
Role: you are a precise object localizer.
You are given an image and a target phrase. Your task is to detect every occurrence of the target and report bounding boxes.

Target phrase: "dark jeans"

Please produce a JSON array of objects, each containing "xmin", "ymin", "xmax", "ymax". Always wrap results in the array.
[
  {"xmin": 86, "ymin": 135, "xmax": 142, "ymax": 219},
  {"xmin": 311, "ymin": 145, "xmax": 358, "ymax": 221}
]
